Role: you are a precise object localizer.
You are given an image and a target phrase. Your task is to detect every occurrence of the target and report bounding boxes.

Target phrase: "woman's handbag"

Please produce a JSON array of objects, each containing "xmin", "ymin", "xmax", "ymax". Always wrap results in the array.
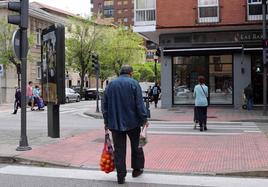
[{"xmin": 99, "ymin": 131, "xmax": 115, "ymax": 173}]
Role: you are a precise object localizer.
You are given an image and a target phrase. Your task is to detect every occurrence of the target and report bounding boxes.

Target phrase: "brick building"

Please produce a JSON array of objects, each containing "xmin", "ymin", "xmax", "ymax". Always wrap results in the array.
[
  {"xmin": 134, "ymin": 0, "xmax": 268, "ymax": 109},
  {"xmin": 91, "ymin": 0, "xmax": 134, "ymax": 29}
]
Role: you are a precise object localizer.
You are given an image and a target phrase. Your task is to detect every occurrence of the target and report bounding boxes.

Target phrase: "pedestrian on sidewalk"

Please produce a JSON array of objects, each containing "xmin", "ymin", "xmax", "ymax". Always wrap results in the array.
[
  {"xmin": 27, "ymin": 81, "xmax": 35, "ymax": 111},
  {"xmin": 193, "ymin": 75, "xmax": 208, "ymax": 132},
  {"xmin": 12, "ymin": 87, "xmax": 21, "ymax": 114},
  {"xmin": 151, "ymin": 82, "xmax": 161, "ymax": 108},
  {"xmin": 102, "ymin": 65, "xmax": 149, "ymax": 184},
  {"xmin": 33, "ymin": 85, "xmax": 44, "ymax": 111},
  {"xmin": 244, "ymin": 84, "xmax": 253, "ymax": 110}
]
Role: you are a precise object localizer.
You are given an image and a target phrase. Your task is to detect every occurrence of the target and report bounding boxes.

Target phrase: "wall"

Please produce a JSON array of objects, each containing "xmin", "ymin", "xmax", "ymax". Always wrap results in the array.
[
  {"xmin": 157, "ymin": 0, "xmax": 249, "ymax": 28},
  {"xmin": 160, "ymin": 55, "xmax": 172, "ymax": 108},
  {"xmin": 233, "ymin": 53, "xmax": 251, "ymax": 109}
]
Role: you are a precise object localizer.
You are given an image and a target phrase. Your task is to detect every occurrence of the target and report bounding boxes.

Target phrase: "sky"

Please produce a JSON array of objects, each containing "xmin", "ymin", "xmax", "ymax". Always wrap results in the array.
[{"xmin": 29, "ymin": 0, "xmax": 92, "ymax": 17}]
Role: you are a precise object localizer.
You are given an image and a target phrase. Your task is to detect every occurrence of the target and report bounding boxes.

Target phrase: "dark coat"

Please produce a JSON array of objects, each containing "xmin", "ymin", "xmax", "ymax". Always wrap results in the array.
[{"xmin": 102, "ymin": 75, "xmax": 148, "ymax": 131}]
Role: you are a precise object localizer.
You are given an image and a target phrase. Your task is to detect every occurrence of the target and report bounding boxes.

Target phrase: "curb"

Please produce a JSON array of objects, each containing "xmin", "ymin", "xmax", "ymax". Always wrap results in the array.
[
  {"xmin": 83, "ymin": 112, "xmax": 164, "ymax": 121},
  {"xmin": 0, "ymin": 156, "xmax": 69, "ymax": 168},
  {"xmin": 83, "ymin": 112, "xmax": 103, "ymax": 119},
  {"xmin": 1, "ymin": 156, "xmax": 268, "ymax": 178}
]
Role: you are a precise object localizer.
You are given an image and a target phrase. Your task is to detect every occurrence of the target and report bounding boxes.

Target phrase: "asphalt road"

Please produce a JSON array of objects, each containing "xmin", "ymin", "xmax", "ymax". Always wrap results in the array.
[{"xmin": 0, "ymin": 100, "xmax": 104, "ymax": 156}]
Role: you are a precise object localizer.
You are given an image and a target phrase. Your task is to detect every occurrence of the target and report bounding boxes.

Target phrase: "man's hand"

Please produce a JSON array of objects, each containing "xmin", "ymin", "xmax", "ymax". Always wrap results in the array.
[
  {"xmin": 104, "ymin": 124, "xmax": 108, "ymax": 130},
  {"xmin": 143, "ymin": 121, "xmax": 149, "ymax": 128}
]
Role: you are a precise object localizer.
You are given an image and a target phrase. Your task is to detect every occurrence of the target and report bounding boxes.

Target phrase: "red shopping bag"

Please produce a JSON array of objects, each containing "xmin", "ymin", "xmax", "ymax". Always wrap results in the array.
[{"xmin": 99, "ymin": 131, "xmax": 115, "ymax": 173}]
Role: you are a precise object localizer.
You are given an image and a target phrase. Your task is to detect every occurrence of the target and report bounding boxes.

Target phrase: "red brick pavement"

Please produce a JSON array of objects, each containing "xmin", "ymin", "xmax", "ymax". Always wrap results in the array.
[{"xmin": 18, "ymin": 129, "xmax": 268, "ymax": 174}]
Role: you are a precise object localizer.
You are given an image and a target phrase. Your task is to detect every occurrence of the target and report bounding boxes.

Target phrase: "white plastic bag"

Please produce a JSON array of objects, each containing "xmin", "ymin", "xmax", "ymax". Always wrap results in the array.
[{"xmin": 139, "ymin": 126, "xmax": 148, "ymax": 147}]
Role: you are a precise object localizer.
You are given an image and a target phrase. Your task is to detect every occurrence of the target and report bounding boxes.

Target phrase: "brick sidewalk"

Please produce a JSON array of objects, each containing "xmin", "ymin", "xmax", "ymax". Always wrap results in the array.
[{"xmin": 17, "ymin": 129, "xmax": 268, "ymax": 175}]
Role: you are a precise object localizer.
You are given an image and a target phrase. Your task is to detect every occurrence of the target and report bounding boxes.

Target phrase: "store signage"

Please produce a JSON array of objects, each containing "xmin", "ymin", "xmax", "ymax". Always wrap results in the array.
[{"xmin": 160, "ymin": 30, "xmax": 264, "ymax": 47}]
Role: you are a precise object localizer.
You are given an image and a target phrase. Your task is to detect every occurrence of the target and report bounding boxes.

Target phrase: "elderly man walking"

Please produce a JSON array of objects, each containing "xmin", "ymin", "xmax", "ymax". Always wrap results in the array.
[{"xmin": 102, "ymin": 65, "xmax": 149, "ymax": 184}]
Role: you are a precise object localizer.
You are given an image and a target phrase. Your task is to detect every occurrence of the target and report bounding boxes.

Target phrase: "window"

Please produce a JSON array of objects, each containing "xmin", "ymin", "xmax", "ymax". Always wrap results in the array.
[
  {"xmin": 36, "ymin": 29, "xmax": 41, "ymax": 45},
  {"xmin": 118, "ymin": 1, "xmax": 122, "ymax": 5},
  {"xmin": 198, "ymin": 0, "xmax": 219, "ymax": 23},
  {"xmin": 118, "ymin": 10, "xmax": 122, "ymax": 14},
  {"xmin": 247, "ymin": 0, "xmax": 267, "ymax": 20},
  {"xmin": 123, "ymin": 0, "xmax": 128, "ymax": 5},
  {"xmin": 172, "ymin": 55, "xmax": 233, "ymax": 105},
  {"xmin": 104, "ymin": 9, "xmax": 113, "ymax": 17},
  {"xmin": 37, "ymin": 65, "xmax": 41, "ymax": 79},
  {"xmin": 135, "ymin": 0, "xmax": 156, "ymax": 23},
  {"xmin": 104, "ymin": 0, "xmax": 113, "ymax": 6},
  {"xmin": 123, "ymin": 18, "xmax": 128, "ymax": 22}
]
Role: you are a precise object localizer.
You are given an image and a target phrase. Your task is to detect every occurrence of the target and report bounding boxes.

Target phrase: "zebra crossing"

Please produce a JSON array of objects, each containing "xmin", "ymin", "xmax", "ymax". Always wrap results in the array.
[{"xmin": 147, "ymin": 121, "xmax": 261, "ymax": 136}]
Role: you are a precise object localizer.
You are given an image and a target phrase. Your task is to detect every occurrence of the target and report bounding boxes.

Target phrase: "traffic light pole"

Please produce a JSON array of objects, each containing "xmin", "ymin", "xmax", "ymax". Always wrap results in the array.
[
  {"xmin": 16, "ymin": 28, "xmax": 31, "ymax": 151},
  {"xmin": 96, "ymin": 69, "xmax": 100, "ymax": 113},
  {"xmin": 262, "ymin": 0, "xmax": 267, "ymax": 116}
]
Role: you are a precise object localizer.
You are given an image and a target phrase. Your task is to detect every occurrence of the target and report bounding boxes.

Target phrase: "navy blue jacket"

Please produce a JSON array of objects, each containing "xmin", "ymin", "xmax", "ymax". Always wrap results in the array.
[{"xmin": 102, "ymin": 75, "xmax": 148, "ymax": 131}]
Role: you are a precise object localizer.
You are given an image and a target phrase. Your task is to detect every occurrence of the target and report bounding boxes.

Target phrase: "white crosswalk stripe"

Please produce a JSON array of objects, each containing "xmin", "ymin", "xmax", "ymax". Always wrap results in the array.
[{"xmin": 147, "ymin": 121, "xmax": 261, "ymax": 136}]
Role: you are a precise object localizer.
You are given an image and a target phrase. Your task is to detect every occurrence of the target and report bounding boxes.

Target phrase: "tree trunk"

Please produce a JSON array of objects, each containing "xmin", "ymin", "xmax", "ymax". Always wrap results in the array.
[
  {"xmin": 79, "ymin": 71, "xmax": 86, "ymax": 95},
  {"xmin": 101, "ymin": 80, "xmax": 104, "ymax": 89}
]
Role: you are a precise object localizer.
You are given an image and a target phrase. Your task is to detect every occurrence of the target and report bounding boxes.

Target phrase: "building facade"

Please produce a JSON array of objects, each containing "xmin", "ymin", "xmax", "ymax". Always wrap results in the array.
[
  {"xmin": 91, "ymin": 0, "xmax": 134, "ymax": 29},
  {"xmin": 0, "ymin": 1, "xmax": 66, "ymax": 103},
  {"xmin": 134, "ymin": 0, "xmax": 268, "ymax": 109}
]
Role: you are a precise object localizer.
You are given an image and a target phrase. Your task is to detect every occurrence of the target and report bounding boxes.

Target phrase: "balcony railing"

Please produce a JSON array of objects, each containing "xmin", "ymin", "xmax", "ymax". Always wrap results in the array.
[
  {"xmin": 197, "ymin": 6, "xmax": 219, "ymax": 23},
  {"xmin": 135, "ymin": 9, "xmax": 156, "ymax": 25},
  {"xmin": 247, "ymin": 2, "xmax": 268, "ymax": 21}
]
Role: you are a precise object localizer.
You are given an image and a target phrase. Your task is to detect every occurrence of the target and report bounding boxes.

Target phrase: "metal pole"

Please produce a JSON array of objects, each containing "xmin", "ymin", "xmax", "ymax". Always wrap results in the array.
[
  {"xmin": 154, "ymin": 59, "xmax": 157, "ymax": 83},
  {"xmin": 16, "ymin": 28, "xmax": 31, "ymax": 151},
  {"xmin": 16, "ymin": 64, "xmax": 21, "ymax": 87},
  {"xmin": 96, "ymin": 69, "xmax": 100, "ymax": 113},
  {"xmin": 145, "ymin": 91, "xmax": 151, "ymax": 118},
  {"xmin": 262, "ymin": 0, "xmax": 267, "ymax": 116}
]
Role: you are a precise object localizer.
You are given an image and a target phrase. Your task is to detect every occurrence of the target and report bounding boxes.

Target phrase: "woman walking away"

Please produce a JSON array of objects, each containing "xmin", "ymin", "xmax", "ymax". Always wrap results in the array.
[{"xmin": 193, "ymin": 76, "xmax": 208, "ymax": 132}]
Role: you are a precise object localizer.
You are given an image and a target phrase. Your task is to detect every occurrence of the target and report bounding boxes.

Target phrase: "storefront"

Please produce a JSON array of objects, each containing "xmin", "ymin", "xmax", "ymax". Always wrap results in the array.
[
  {"xmin": 159, "ymin": 28, "xmax": 267, "ymax": 108},
  {"xmin": 172, "ymin": 55, "xmax": 233, "ymax": 105}
]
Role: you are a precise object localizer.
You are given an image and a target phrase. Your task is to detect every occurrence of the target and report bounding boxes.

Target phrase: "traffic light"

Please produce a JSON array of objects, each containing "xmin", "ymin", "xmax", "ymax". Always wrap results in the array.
[
  {"xmin": 8, "ymin": 0, "xmax": 29, "ymax": 29},
  {"xmin": 155, "ymin": 48, "xmax": 161, "ymax": 57},
  {"xmin": 92, "ymin": 53, "xmax": 100, "ymax": 71}
]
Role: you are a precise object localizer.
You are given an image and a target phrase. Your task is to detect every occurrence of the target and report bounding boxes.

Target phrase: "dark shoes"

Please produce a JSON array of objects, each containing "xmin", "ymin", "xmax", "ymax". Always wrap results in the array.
[
  {"xmin": 117, "ymin": 169, "xmax": 143, "ymax": 184},
  {"xmin": 200, "ymin": 126, "xmax": 207, "ymax": 131},
  {"xmin": 117, "ymin": 176, "xmax": 125, "ymax": 184},
  {"xmin": 132, "ymin": 169, "xmax": 143, "ymax": 178}
]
